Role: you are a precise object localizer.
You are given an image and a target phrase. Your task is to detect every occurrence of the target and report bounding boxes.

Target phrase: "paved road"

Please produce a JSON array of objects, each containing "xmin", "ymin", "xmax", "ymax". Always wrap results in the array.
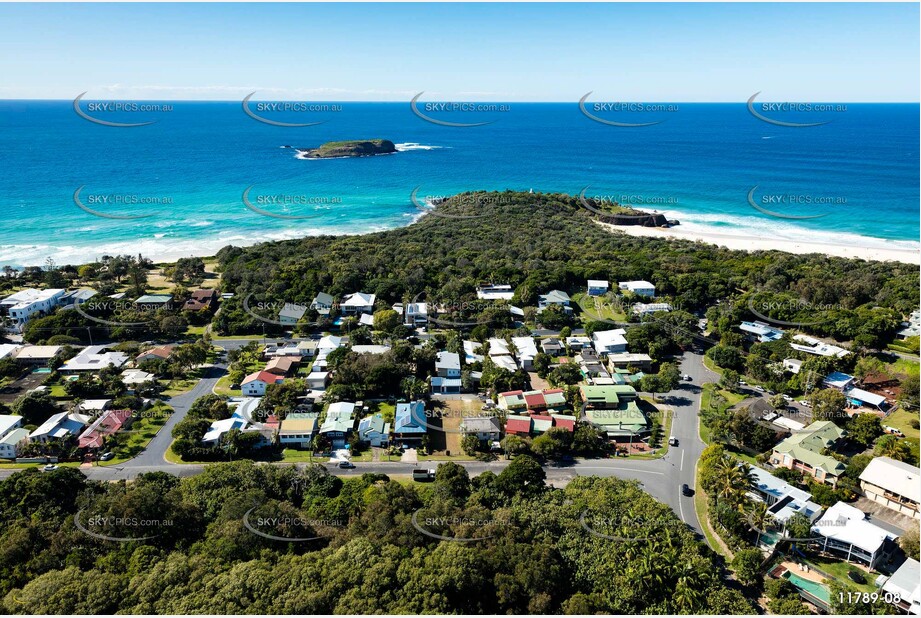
[{"xmin": 1, "ymin": 350, "xmax": 716, "ymax": 538}]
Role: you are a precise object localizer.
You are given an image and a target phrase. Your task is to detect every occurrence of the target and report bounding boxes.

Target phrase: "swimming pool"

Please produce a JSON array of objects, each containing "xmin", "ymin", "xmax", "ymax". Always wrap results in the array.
[
  {"xmin": 32, "ymin": 368, "xmax": 51, "ymax": 374},
  {"xmin": 784, "ymin": 571, "xmax": 831, "ymax": 604}
]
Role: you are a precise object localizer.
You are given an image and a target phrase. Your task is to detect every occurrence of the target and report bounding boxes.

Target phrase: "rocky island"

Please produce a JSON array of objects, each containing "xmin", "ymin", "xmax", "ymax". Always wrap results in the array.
[{"xmin": 294, "ymin": 139, "xmax": 397, "ymax": 159}]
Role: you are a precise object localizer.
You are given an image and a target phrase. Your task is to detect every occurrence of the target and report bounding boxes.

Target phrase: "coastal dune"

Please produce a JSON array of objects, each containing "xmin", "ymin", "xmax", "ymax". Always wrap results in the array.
[{"xmin": 597, "ymin": 221, "xmax": 921, "ymax": 265}]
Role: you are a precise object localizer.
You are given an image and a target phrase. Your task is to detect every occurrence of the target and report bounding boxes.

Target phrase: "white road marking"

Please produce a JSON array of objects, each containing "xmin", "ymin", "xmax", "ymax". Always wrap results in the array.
[
  {"xmin": 576, "ymin": 466, "xmax": 665, "ymax": 476},
  {"xmin": 680, "ymin": 451, "xmax": 685, "ymax": 472}
]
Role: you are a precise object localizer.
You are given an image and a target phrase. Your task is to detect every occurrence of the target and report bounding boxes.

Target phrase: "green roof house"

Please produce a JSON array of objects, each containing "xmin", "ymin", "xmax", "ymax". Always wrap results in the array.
[{"xmin": 770, "ymin": 420, "xmax": 847, "ymax": 486}]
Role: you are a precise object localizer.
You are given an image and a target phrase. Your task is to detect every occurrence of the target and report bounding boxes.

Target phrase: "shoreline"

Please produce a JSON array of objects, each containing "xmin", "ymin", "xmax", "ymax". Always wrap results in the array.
[{"xmin": 598, "ymin": 221, "xmax": 920, "ymax": 265}]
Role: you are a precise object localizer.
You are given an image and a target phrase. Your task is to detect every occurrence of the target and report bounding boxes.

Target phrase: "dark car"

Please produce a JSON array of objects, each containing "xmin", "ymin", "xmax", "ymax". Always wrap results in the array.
[{"xmin": 681, "ymin": 483, "xmax": 693, "ymax": 497}]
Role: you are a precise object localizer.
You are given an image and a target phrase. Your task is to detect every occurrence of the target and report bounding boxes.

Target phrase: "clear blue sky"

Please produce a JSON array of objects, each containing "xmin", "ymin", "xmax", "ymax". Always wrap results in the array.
[{"xmin": 0, "ymin": 3, "xmax": 917, "ymax": 101}]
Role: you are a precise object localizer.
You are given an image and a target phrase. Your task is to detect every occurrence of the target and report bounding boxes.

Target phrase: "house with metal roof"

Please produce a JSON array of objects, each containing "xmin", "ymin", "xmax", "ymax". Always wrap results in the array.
[
  {"xmin": 770, "ymin": 421, "xmax": 847, "ymax": 486},
  {"xmin": 881, "ymin": 558, "xmax": 920, "ymax": 615},
  {"xmin": 357, "ymin": 413, "xmax": 391, "ymax": 447},
  {"xmin": 860, "ymin": 457, "xmax": 920, "ymax": 520},
  {"xmin": 739, "ymin": 320, "xmax": 785, "ymax": 343},
  {"xmin": 319, "ymin": 402, "xmax": 357, "ymax": 449},
  {"xmin": 585, "ymin": 401, "xmax": 647, "ymax": 439},
  {"xmin": 537, "ymin": 290, "xmax": 571, "ymax": 313},
  {"xmin": 811, "ymin": 502, "xmax": 898, "ymax": 568},
  {"xmin": 393, "ymin": 401, "xmax": 427, "ymax": 446},
  {"xmin": 747, "ymin": 465, "xmax": 823, "ymax": 528},
  {"xmin": 587, "ymin": 280, "xmax": 609, "ymax": 296},
  {"xmin": 278, "ymin": 413, "xmax": 318, "ymax": 448}
]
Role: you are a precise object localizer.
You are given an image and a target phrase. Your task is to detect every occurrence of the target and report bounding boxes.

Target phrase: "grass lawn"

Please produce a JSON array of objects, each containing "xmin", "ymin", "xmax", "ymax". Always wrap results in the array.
[
  {"xmin": 886, "ymin": 406, "xmax": 920, "ymax": 440},
  {"xmin": 213, "ymin": 374, "xmax": 242, "ymax": 397},
  {"xmin": 887, "ymin": 357, "xmax": 920, "ymax": 376},
  {"xmin": 699, "ymin": 383, "xmax": 747, "ymax": 444},
  {"xmin": 573, "ymin": 291, "xmax": 626, "ymax": 323},
  {"xmin": 186, "ymin": 325, "xmax": 208, "ymax": 336},
  {"xmin": 160, "ymin": 377, "xmax": 200, "ymax": 397},
  {"xmin": 281, "ymin": 449, "xmax": 328, "ymax": 463},
  {"xmin": 702, "ymin": 355, "xmax": 723, "ymax": 374},
  {"xmin": 48, "ymin": 384, "xmax": 68, "ymax": 398},
  {"xmin": 805, "ymin": 557, "xmax": 879, "ymax": 594},
  {"xmin": 694, "ymin": 469, "xmax": 734, "ymax": 560}
]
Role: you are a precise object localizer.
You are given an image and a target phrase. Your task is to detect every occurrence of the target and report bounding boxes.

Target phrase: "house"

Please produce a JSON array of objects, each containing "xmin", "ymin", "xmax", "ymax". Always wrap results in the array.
[
  {"xmin": 313, "ymin": 335, "xmax": 345, "ymax": 370},
  {"xmin": 783, "ymin": 358, "xmax": 803, "ymax": 375},
  {"xmin": 476, "ymin": 284, "xmax": 515, "ymax": 300},
  {"xmin": 136, "ymin": 344, "xmax": 175, "ymax": 363},
  {"xmin": 403, "ymin": 302, "xmax": 428, "ymax": 326},
  {"xmin": 587, "ymin": 280, "xmax": 609, "ymax": 297},
  {"xmin": 540, "ymin": 338, "xmax": 563, "ymax": 356},
  {"xmin": 59, "ymin": 288, "xmax": 97, "ymax": 308},
  {"xmin": 393, "ymin": 401, "xmax": 428, "ymax": 446},
  {"xmin": 358, "ymin": 313, "xmax": 375, "ymax": 327},
  {"xmin": 537, "ymin": 290, "xmax": 572, "ymax": 313},
  {"xmin": 618, "ymin": 280, "xmax": 655, "ymax": 297},
  {"xmin": 265, "ymin": 356, "xmax": 299, "ymax": 376},
  {"xmin": 340, "ymin": 292, "xmax": 376, "ymax": 315},
  {"xmin": 632, "ymin": 302, "xmax": 672, "ymax": 316},
  {"xmin": 504, "ymin": 415, "xmax": 532, "ymax": 436},
  {"xmin": 77, "ymin": 409, "xmax": 133, "ymax": 449},
  {"xmin": 531, "ymin": 415, "xmax": 554, "ymax": 434},
  {"xmin": 133, "ymin": 294, "xmax": 173, "ymax": 311},
  {"xmin": 11, "ymin": 345, "xmax": 61, "ymax": 366},
  {"xmin": 319, "ymin": 402, "xmax": 357, "ymax": 448},
  {"xmin": 278, "ymin": 413, "xmax": 318, "ymax": 448},
  {"xmin": 565, "ymin": 336, "xmax": 592, "ymax": 351},
  {"xmin": 770, "ymin": 421, "xmax": 847, "ymax": 486},
  {"xmin": 0, "ymin": 428, "xmax": 30, "ymax": 459},
  {"xmin": 895, "ymin": 310, "xmax": 921, "ymax": 340},
  {"xmin": 844, "ymin": 387, "xmax": 889, "ymax": 412},
  {"xmin": 183, "ymin": 289, "xmax": 218, "ymax": 312},
  {"xmin": 550, "ymin": 414, "xmax": 577, "ymax": 432},
  {"xmin": 592, "ymin": 329, "xmax": 628, "ymax": 355},
  {"xmin": 859, "ymin": 457, "xmax": 920, "ymax": 520},
  {"xmin": 310, "ymin": 292, "xmax": 335, "ymax": 316},
  {"xmin": 202, "ymin": 416, "xmax": 249, "ymax": 445},
  {"xmin": 351, "ymin": 344, "xmax": 391, "ymax": 355},
  {"xmin": 739, "ymin": 320, "xmax": 785, "ymax": 343},
  {"xmin": 747, "ymin": 465, "xmax": 823, "ymax": 529},
  {"xmin": 497, "ymin": 388, "xmax": 568, "ymax": 414},
  {"xmin": 77, "ymin": 399, "xmax": 112, "ymax": 414},
  {"xmin": 463, "ymin": 340, "xmax": 484, "ymax": 363},
  {"xmin": 278, "ymin": 302, "xmax": 308, "ymax": 325},
  {"xmin": 62, "ymin": 346, "xmax": 129, "ymax": 372},
  {"xmin": 790, "ymin": 334, "xmax": 851, "ymax": 358},
  {"xmin": 357, "ymin": 414, "xmax": 391, "ymax": 447},
  {"xmin": 823, "ymin": 371, "xmax": 856, "ymax": 391},
  {"xmin": 811, "ymin": 502, "xmax": 898, "ymax": 568},
  {"xmin": 0, "ymin": 415, "xmax": 24, "ymax": 439},
  {"xmin": 435, "ymin": 351, "xmax": 461, "ymax": 379},
  {"xmin": 305, "ymin": 372, "xmax": 330, "ymax": 391},
  {"xmin": 585, "ymin": 402, "xmax": 647, "ymax": 440},
  {"xmin": 460, "ymin": 416, "xmax": 501, "ymax": 442},
  {"xmin": 29, "ymin": 411, "xmax": 91, "ymax": 443},
  {"xmin": 267, "ymin": 340, "xmax": 317, "ymax": 358},
  {"xmin": 580, "ymin": 384, "xmax": 638, "ymax": 409},
  {"xmin": 881, "ymin": 558, "xmax": 920, "ymax": 615},
  {"xmin": 241, "ymin": 370, "xmax": 284, "ymax": 396},
  {"xmin": 487, "ymin": 338, "xmax": 512, "ymax": 356},
  {"xmin": 1, "ymin": 288, "xmax": 65, "ymax": 331},
  {"xmin": 431, "ymin": 377, "xmax": 462, "ymax": 394},
  {"xmin": 0, "ymin": 343, "xmax": 21, "ymax": 361},
  {"xmin": 607, "ymin": 352, "xmax": 654, "ymax": 371},
  {"xmin": 512, "ymin": 336, "xmax": 539, "ymax": 370},
  {"xmin": 490, "ymin": 355, "xmax": 518, "ymax": 372},
  {"xmin": 121, "ymin": 369, "xmax": 156, "ymax": 391}
]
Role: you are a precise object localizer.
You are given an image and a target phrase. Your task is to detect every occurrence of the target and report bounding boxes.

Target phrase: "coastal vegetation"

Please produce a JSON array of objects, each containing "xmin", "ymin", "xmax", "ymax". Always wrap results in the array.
[{"xmin": 296, "ymin": 139, "xmax": 396, "ymax": 159}]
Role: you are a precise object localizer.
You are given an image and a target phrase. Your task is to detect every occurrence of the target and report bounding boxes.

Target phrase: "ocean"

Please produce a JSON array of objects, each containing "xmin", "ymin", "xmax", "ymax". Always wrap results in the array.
[{"xmin": 1, "ymin": 100, "xmax": 918, "ymax": 267}]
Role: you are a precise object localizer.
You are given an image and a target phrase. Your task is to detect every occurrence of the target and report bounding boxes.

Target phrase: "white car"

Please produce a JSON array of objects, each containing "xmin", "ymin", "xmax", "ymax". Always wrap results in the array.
[
  {"xmin": 754, "ymin": 385, "xmax": 765, "ymax": 392},
  {"xmin": 42, "ymin": 464, "xmax": 59, "ymax": 472},
  {"xmin": 782, "ymin": 394, "xmax": 793, "ymax": 401}
]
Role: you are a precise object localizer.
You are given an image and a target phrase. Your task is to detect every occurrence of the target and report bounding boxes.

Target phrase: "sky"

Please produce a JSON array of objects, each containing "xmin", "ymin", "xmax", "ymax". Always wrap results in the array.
[{"xmin": 0, "ymin": 3, "xmax": 918, "ymax": 102}]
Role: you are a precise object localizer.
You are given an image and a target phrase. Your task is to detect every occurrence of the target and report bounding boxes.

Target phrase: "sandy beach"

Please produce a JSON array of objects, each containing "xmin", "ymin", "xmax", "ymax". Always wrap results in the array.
[{"xmin": 599, "ymin": 222, "xmax": 920, "ymax": 265}]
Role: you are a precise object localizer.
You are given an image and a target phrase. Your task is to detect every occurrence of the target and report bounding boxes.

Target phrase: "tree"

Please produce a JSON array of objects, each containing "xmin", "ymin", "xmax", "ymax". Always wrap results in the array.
[
  {"xmin": 495, "ymin": 455, "xmax": 545, "ymax": 498},
  {"xmin": 874, "ymin": 434, "xmax": 914, "ymax": 463},
  {"xmin": 899, "ymin": 526, "xmax": 920, "ymax": 560},
  {"xmin": 769, "ymin": 393, "xmax": 786, "ymax": 410},
  {"xmin": 461, "ymin": 434, "xmax": 481, "ymax": 456},
  {"xmin": 547, "ymin": 363, "xmax": 581, "ymax": 387},
  {"xmin": 499, "ymin": 434, "xmax": 530, "ymax": 458},
  {"xmin": 719, "ymin": 369, "xmax": 740, "ymax": 393},
  {"xmin": 847, "ymin": 413, "xmax": 882, "ymax": 447},
  {"xmin": 533, "ymin": 352, "xmax": 552, "ymax": 378},
  {"xmin": 898, "ymin": 373, "xmax": 920, "ymax": 409},
  {"xmin": 372, "ymin": 309, "xmax": 400, "ymax": 333},
  {"xmin": 730, "ymin": 548, "xmax": 763, "ymax": 588},
  {"xmin": 809, "ymin": 389, "xmax": 847, "ymax": 424}
]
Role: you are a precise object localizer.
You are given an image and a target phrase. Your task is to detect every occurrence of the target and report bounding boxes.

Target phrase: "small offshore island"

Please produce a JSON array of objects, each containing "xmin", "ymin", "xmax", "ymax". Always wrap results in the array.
[{"xmin": 294, "ymin": 139, "xmax": 397, "ymax": 159}]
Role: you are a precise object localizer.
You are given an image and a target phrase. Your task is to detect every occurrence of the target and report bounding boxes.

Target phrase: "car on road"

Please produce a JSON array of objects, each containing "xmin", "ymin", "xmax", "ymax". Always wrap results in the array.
[
  {"xmin": 682, "ymin": 374, "xmax": 692, "ymax": 381},
  {"xmin": 668, "ymin": 436, "xmax": 679, "ymax": 446},
  {"xmin": 337, "ymin": 461, "xmax": 355, "ymax": 469},
  {"xmin": 782, "ymin": 394, "xmax": 793, "ymax": 401},
  {"xmin": 99, "ymin": 452, "xmax": 115, "ymax": 461},
  {"xmin": 799, "ymin": 400, "xmax": 812, "ymax": 407},
  {"xmin": 681, "ymin": 484, "xmax": 693, "ymax": 497},
  {"xmin": 754, "ymin": 385, "xmax": 765, "ymax": 392},
  {"xmin": 42, "ymin": 464, "xmax": 59, "ymax": 472},
  {"xmin": 739, "ymin": 380, "xmax": 747, "ymax": 386}
]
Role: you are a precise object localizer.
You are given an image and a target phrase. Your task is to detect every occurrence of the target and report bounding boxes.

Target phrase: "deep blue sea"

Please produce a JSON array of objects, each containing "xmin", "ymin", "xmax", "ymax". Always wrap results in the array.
[{"xmin": 0, "ymin": 100, "xmax": 917, "ymax": 266}]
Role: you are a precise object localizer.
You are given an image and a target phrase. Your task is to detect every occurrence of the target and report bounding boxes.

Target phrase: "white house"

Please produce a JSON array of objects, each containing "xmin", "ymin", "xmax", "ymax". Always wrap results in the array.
[
  {"xmin": 823, "ymin": 371, "xmax": 856, "ymax": 391},
  {"xmin": 511, "ymin": 336, "xmax": 539, "ymax": 371},
  {"xmin": 859, "ymin": 457, "xmax": 920, "ymax": 520},
  {"xmin": 747, "ymin": 465, "xmax": 823, "ymax": 529},
  {"xmin": 29, "ymin": 411, "xmax": 91, "ymax": 443},
  {"xmin": 490, "ymin": 355, "xmax": 518, "ymax": 372},
  {"xmin": 811, "ymin": 502, "xmax": 898, "ymax": 568},
  {"xmin": 0, "ymin": 428, "xmax": 29, "ymax": 459},
  {"xmin": 463, "ymin": 340, "xmax": 484, "ymax": 363},
  {"xmin": 435, "ymin": 351, "xmax": 461, "ymax": 379},
  {"xmin": 61, "ymin": 345, "xmax": 129, "ymax": 372},
  {"xmin": 633, "ymin": 302, "xmax": 672, "ymax": 316},
  {"xmin": 403, "ymin": 302, "xmax": 428, "ymax": 326},
  {"xmin": 202, "ymin": 416, "xmax": 249, "ymax": 445},
  {"xmin": 881, "ymin": 558, "xmax": 920, "ymax": 615},
  {"xmin": 278, "ymin": 302, "xmax": 308, "ymax": 325},
  {"xmin": 241, "ymin": 370, "xmax": 284, "ymax": 397},
  {"xmin": 0, "ymin": 415, "xmax": 24, "ymax": 439},
  {"xmin": 587, "ymin": 280, "xmax": 609, "ymax": 297},
  {"xmin": 0, "ymin": 344, "xmax": 22, "ymax": 361},
  {"xmin": 1, "ymin": 288, "xmax": 65, "ymax": 331},
  {"xmin": 340, "ymin": 292, "xmax": 376, "ymax": 315},
  {"xmin": 476, "ymin": 284, "xmax": 515, "ymax": 300},
  {"xmin": 618, "ymin": 281, "xmax": 655, "ymax": 297},
  {"xmin": 487, "ymin": 338, "xmax": 512, "ymax": 356},
  {"xmin": 357, "ymin": 413, "xmax": 391, "ymax": 447},
  {"xmin": 790, "ymin": 334, "xmax": 851, "ymax": 358},
  {"xmin": 537, "ymin": 290, "xmax": 571, "ymax": 313},
  {"xmin": 783, "ymin": 358, "xmax": 803, "ymax": 374},
  {"xmin": 305, "ymin": 371, "xmax": 330, "ymax": 391},
  {"xmin": 739, "ymin": 320, "xmax": 785, "ymax": 343},
  {"xmin": 592, "ymin": 329, "xmax": 628, "ymax": 355},
  {"xmin": 460, "ymin": 416, "xmax": 501, "ymax": 442}
]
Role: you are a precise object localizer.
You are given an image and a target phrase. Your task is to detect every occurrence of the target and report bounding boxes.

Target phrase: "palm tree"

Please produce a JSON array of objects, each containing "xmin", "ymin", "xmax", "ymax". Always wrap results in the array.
[{"xmin": 746, "ymin": 500, "xmax": 770, "ymax": 544}]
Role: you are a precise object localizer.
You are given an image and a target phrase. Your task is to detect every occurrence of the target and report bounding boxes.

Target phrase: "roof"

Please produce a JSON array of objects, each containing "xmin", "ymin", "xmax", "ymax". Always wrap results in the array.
[
  {"xmin": 30, "ymin": 411, "xmax": 89, "ymax": 440},
  {"xmin": 134, "ymin": 294, "xmax": 173, "ymax": 304},
  {"xmin": 13, "ymin": 345, "xmax": 62, "ymax": 360},
  {"xmin": 279, "ymin": 302, "xmax": 308, "ymax": 321},
  {"xmin": 327, "ymin": 401, "xmax": 356, "ymax": 418},
  {"xmin": 882, "ymin": 558, "xmax": 920, "ymax": 611},
  {"xmin": 619, "ymin": 280, "xmax": 654, "ymax": 290},
  {"xmin": 0, "ymin": 344, "xmax": 21, "ymax": 361},
  {"xmin": 607, "ymin": 352, "xmax": 653, "ymax": 364},
  {"xmin": 312, "ymin": 292, "xmax": 334, "ymax": 306},
  {"xmin": 0, "ymin": 415, "xmax": 23, "ymax": 436},
  {"xmin": 845, "ymin": 387, "xmax": 887, "ymax": 407},
  {"xmin": 739, "ymin": 320, "xmax": 785, "ymax": 340},
  {"xmin": 592, "ymin": 329, "xmax": 628, "ymax": 349},
  {"xmin": 539, "ymin": 290, "xmax": 570, "ymax": 304},
  {"xmin": 342, "ymin": 292, "xmax": 376, "ymax": 307},
  {"xmin": 318, "ymin": 335, "xmax": 344, "ymax": 350},
  {"xmin": 279, "ymin": 413, "xmax": 318, "ymax": 435},
  {"xmin": 580, "ymin": 384, "xmax": 637, "ymax": 404},
  {"xmin": 77, "ymin": 409, "xmax": 132, "ymax": 449},
  {"xmin": 358, "ymin": 414, "xmax": 389, "ymax": 436},
  {"xmin": 430, "ymin": 377, "xmax": 462, "ymax": 389},
  {"xmin": 137, "ymin": 344, "xmax": 174, "ymax": 360},
  {"xmin": 586, "ymin": 402, "xmax": 647, "ymax": 433},
  {"xmin": 203, "ymin": 417, "xmax": 248, "ymax": 443},
  {"xmin": 531, "ymin": 415, "xmax": 554, "ymax": 432},
  {"xmin": 395, "ymin": 401, "xmax": 427, "ymax": 434},
  {"xmin": 860, "ymin": 457, "xmax": 921, "ymax": 503},
  {"xmin": 812, "ymin": 502, "xmax": 895, "ymax": 555},
  {"xmin": 476, "ymin": 284, "xmax": 515, "ymax": 300},
  {"xmin": 242, "ymin": 370, "xmax": 283, "ymax": 385},
  {"xmin": 265, "ymin": 356, "xmax": 298, "ymax": 373},
  {"xmin": 748, "ymin": 465, "xmax": 823, "ymax": 523},
  {"xmin": 587, "ymin": 279, "xmax": 609, "ymax": 288},
  {"xmin": 351, "ymin": 344, "xmax": 391, "ymax": 355},
  {"xmin": 823, "ymin": 371, "xmax": 855, "ymax": 389},
  {"xmin": 121, "ymin": 369, "xmax": 156, "ymax": 385},
  {"xmin": 436, "ymin": 351, "xmax": 461, "ymax": 370},
  {"xmin": 791, "ymin": 334, "xmax": 851, "ymax": 358},
  {"xmin": 512, "ymin": 336, "xmax": 539, "ymax": 359},
  {"xmin": 0, "ymin": 427, "xmax": 29, "ymax": 447},
  {"xmin": 505, "ymin": 415, "xmax": 532, "ymax": 434},
  {"xmin": 491, "ymin": 355, "xmax": 518, "ymax": 372},
  {"xmin": 774, "ymin": 421, "xmax": 847, "ymax": 475},
  {"xmin": 487, "ymin": 338, "xmax": 511, "ymax": 356},
  {"xmin": 63, "ymin": 346, "xmax": 128, "ymax": 371},
  {"xmin": 550, "ymin": 414, "xmax": 576, "ymax": 431},
  {"xmin": 460, "ymin": 416, "xmax": 501, "ymax": 433}
]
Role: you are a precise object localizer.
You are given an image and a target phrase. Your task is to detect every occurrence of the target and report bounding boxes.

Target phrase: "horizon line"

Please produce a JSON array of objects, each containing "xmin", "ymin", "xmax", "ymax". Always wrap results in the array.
[{"xmin": 3, "ymin": 98, "xmax": 920, "ymax": 104}]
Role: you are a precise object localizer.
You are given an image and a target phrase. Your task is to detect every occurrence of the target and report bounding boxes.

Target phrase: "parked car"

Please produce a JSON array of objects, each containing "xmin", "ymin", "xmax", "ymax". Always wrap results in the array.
[
  {"xmin": 681, "ymin": 484, "xmax": 693, "ymax": 497},
  {"xmin": 883, "ymin": 426, "xmax": 905, "ymax": 437},
  {"xmin": 337, "ymin": 460, "xmax": 355, "ymax": 469},
  {"xmin": 668, "ymin": 436, "xmax": 679, "ymax": 446},
  {"xmin": 99, "ymin": 452, "xmax": 115, "ymax": 461},
  {"xmin": 754, "ymin": 385, "xmax": 765, "ymax": 392},
  {"xmin": 782, "ymin": 394, "xmax": 793, "ymax": 401},
  {"xmin": 682, "ymin": 374, "xmax": 692, "ymax": 381},
  {"xmin": 42, "ymin": 464, "xmax": 59, "ymax": 472}
]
